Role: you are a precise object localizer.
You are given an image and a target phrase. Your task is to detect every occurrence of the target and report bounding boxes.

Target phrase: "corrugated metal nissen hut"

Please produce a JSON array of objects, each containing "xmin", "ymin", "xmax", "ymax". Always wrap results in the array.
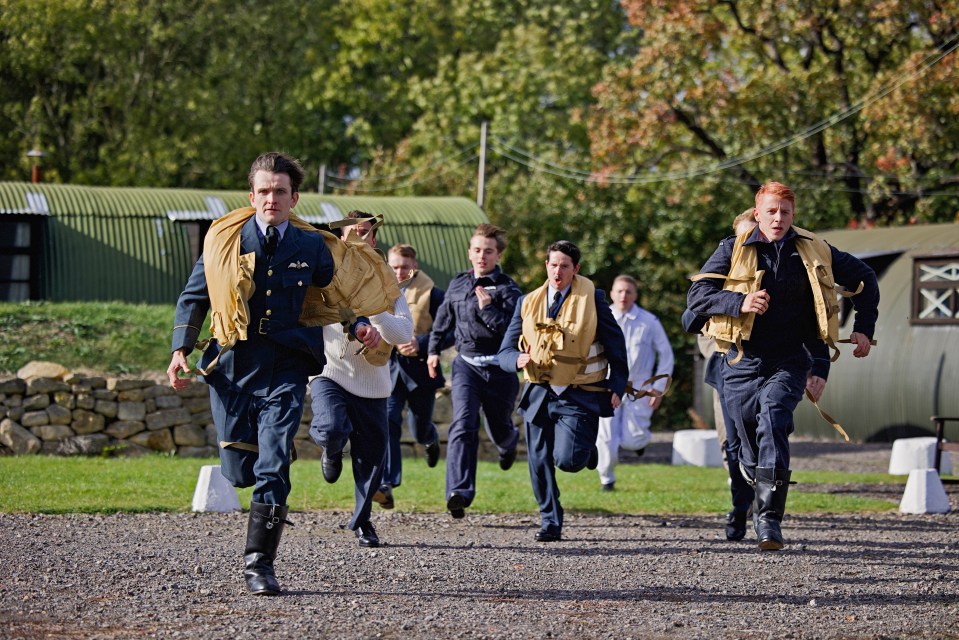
[
  {"xmin": 792, "ymin": 223, "xmax": 959, "ymax": 442},
  {"xmin": 0, "ymin": 182, "xmax": 488, "ymax": 304}
]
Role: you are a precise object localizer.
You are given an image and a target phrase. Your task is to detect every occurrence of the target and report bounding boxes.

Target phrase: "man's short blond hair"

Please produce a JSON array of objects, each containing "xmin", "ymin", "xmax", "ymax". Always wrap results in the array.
[
  {"xmin": 733, "ymin": 208, "xmax": 756, "ymax": 233},
  {"xmin": 612, "ymin": 274, "xmax": 638, "ymax": 291},
  {"xmin": 389, "ymin": 243, "xmax": 417, "ymax": 261}
]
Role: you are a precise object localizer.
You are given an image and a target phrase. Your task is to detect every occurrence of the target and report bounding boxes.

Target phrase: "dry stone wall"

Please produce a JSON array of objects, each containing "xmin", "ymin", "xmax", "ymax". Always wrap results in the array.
[
  {"xmin": 0, "ymin": 361, "xmax": 470, "ymax": 459},
  {"xmin": 0, "ymin": 361, "xmax": 219, "ymax": 458}
]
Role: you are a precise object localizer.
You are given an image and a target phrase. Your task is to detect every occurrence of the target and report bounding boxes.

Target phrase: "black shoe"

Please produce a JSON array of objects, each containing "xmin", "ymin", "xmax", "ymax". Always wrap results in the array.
[
  {"xmin": 725, "ymin": 509, "xmax": 747, "ymax": 541},
  {"xmin": 600, "ymin": 481, "xmax": 615, "ymax": 492},
  {"xmin": 425, "ymin": 439, "xmax": 440, "ymax": 468},
  {"xmin": 355, "ymin": 521, "xmax": 380, "ymax": 548},
  {"xmin": 498, "ymin": 446, "xmax": 517, "ymax": 471},
  {"xmin": 534, "ymin": 528, "xmax": 562, "ymax": 542},
  {"xmin": 372, "ymin": 484, "xmax": 395, "ymax": 510},
  {"xmin": 447, "ymin": 493, "xmax": 467, "ymax": 519},
  {"xmin": 586, "ymin": 445, "xmax": 598, "ymax": 470},
  {"xmin": 635, "ymin": 447, "xmax": 645, "ymax": 457},
  {"xmin": 321, "ymin": 448, "xmax": 342, "ymax": 484}
]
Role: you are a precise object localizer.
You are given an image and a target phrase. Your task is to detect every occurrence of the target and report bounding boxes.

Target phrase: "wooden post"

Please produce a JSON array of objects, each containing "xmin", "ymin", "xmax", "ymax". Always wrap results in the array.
[{"xmin": 476, "ymin": 121, "xmax": 487, "ymax": 209}]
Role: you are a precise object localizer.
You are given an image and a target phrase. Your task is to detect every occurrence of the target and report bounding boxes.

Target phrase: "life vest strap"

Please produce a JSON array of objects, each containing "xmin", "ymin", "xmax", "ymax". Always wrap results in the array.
[
  {"xmin": 837, "ymin": 280, "xmax": 864, "ymax": 297},
  {"xmin": 804, "ymin": 389, "xmax": 849, "ymax": 442},
  {"xmin": 727, "ymin": 336, "xmax": 744, "ymax": 364},
  {"xmin": 690, "ymin": 272, "xmax": 753, "ymax": 284},
  {"xmin": 327, "ymin": 213, "xmax": 385, "ymax": 241},
  {"xmin": 220, "ymin": 440, "xmax": 258, "ymax": 453},
  {"xmin": 623, "ymin": 373, "xmax": 673, "ymax": 400},
  {"xmin": 568, "ymin": 383, "xmax": 610, "ymax": 393},
  {"xmin": 220, "ymin": 440, "xmax": 297, "ymax": 462},
  {"xmin": 196, "ymin": 338, "xmax": 236, "ymax": 377}
]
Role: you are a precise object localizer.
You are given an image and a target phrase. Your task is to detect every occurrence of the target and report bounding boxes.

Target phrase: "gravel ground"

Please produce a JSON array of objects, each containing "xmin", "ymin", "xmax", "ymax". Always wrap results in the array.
[{"xmin": 3, "ymin": 439, "xmax": 959, "ymax": 640}]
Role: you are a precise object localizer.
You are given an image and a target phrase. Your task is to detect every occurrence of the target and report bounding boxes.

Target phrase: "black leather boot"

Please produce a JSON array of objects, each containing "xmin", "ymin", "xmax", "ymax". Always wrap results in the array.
[
  {"xmin": 754, "ymin": 467, "xmax": 791, "ymax": 551},
  {"xmin": 725, "ymin": 451, "xmax": 755, "ymax": 541},
  {"xmin": 243, "ymin": 502, "xmax": 291, "ymax": 595}
]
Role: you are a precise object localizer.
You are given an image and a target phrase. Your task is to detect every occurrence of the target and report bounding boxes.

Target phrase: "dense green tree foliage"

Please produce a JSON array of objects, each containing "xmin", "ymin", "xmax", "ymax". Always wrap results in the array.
[{"xmin": 2, "ymin": 0, "xmax": 957, "ymax": 426}]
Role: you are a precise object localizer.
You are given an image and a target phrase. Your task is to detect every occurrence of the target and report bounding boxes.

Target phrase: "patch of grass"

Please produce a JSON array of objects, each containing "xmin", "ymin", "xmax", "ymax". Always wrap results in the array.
[
  {"xmin": 0, "ymin": 455, "xmax": 899, "ymax": 515},
  {"xmin": 0, "ymin": 301, "xmax": 207, "ymax": 375}
]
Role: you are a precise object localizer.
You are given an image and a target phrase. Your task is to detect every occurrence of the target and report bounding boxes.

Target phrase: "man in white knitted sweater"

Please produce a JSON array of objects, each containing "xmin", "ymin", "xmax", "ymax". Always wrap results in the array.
[{"xmin": 308, "ymin": 213, "xmax": 414, "ymax": 548}]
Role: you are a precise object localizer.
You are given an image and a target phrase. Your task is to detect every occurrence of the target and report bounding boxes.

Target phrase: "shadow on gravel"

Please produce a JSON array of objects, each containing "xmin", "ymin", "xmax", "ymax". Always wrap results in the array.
[{"xmin": 278, "ymin": 584, "xmax": 959, "ymax": 609}]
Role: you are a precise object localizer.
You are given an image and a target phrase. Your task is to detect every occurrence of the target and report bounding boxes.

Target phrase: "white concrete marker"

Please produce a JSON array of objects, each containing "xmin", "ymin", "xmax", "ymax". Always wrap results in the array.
[
  {"xmin": 888, "ymin": 437, "xmax": 952, "ymax": 475},
  {"xmin": 899, "ymin": 468, "xmax": 951, "ymax": 514},
  {"xmin": 192, "ymin": 464, "xmax": 242, "ymax": 513},
  {"xmin": 671, "ymin": 429, "xmax": 723, "ymax": 467}
]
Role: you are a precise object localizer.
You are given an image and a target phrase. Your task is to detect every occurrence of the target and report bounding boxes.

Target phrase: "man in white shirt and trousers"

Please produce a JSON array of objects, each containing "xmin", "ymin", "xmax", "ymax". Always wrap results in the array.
[{"xmin": 595, "ymin": 274, "xmax": 674, "ymax": 491}]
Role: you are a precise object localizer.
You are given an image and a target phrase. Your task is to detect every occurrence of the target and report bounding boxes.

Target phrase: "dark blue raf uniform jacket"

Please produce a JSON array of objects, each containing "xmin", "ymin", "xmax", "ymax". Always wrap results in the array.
[
  {"xmin": 498, "ymin": 289, "xmax": 629, "ymax": 425},
  {"xmin": 172, "ymin": 216, "xmax": 335, "ymax": 394},
  {"xmin": 428, "ymin": 266, "xmax": 523, "ymax": 358}
]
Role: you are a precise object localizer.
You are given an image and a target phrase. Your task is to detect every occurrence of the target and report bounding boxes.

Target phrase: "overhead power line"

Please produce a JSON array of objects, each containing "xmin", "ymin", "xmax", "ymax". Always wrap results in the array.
[
  {"xmin": 489, "ymin": 33, "xmax": 959, "ymax": 185},
  {"xmin": 325, "ymin": 153, "xmax": 478, "ymax": 193},
  {"xmin": 325, "ymin": 146, "xmax": 477, "ymax": 183}
]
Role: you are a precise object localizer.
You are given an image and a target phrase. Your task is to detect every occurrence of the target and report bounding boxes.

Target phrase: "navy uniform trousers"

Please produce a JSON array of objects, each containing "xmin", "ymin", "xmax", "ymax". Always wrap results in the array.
[
  {"xmin": 208, "ymin": 379, "xmax": 307, "ymax": 505},
  {"xmin": 445, "ymin": 356, "xmax": 520, "ymax": 506},
  {"xmin": 523, "ymin": 387, "xmax": 601, "ymax": 533},
  {"xmin": 721, "ymin": 349, "xmax": 808, "ymax": 471},
  {"xmin": 704, "ymin": 352, "xmax": 755, "ymax": 513},
  {"xmin": 309, "ymin": 377, "xmax": 387, "ymax": 530},
  {"xmin": 384, "ymin": 361, "xmax": 440, "ymax": 487}
]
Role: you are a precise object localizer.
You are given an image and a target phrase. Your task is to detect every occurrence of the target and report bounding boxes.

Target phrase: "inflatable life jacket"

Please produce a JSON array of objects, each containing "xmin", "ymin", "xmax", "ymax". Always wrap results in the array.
[
  {"xmin": 691, "ymin": 226, "xmax": 863, "ymax": 364},
  {"xmin": 519, "ymin": 275, "xmax": 607, "ymax": 386},
  {"xmin": 198, "ymin": 207, "xmax": 400, "ymax": 371},
  {"xmin": 403, "ymin": 270, "xmax": 436, "ymax": 336},
  {"xmin": 301, "ymin": 216, "xmax": 399, "ymax": 367}
]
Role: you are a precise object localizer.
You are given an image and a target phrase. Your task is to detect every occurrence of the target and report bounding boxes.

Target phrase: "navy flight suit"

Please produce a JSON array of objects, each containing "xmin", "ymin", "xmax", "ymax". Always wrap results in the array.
[
  {"xmin": 428, "ymin": 265, "xmax": 523, "ymax": 510},
  {"xmin": 687, "ymin": 226, "xmax": 877, "ymax": 549}
]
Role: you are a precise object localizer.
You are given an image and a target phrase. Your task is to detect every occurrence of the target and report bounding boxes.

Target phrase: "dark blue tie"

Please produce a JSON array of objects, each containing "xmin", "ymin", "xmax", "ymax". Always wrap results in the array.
[
  {"xmin": 265, "ymin": 225, "xmax": 278, "ymax": 256},
  {"xmin": 548, "ymin": 291, "xmax": 563, "ymax": 318}
]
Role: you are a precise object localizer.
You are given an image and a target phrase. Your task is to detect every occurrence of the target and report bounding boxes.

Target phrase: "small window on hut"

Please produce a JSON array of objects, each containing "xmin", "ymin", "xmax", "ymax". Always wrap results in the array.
[
  {"xmin": 912, "ymin": 254, "xmax": 959, "ymax": 325},
  {"xmin": 0, "ymin": 219, "xmax": 34, "ymax": 301}
]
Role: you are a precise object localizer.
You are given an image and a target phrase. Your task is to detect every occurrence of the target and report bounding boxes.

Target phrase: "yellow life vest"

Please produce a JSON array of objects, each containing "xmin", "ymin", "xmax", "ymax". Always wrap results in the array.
[
  {"xmin": 519, "ymin": 275, "xmax": 607, "ymax": 386},
  {"xmin": 693, "ymin": 226, "xmax": 861, "ymax": 364},
  {"xmin": 294, "ymin": 216, "xmax": 400, "ymax": 328},
  {"xmin": 199, "ymin": 210, "xmax": 257, "ymax": 372},
  {"xmin": 197, "ymin": 207, "xmax": 400, "ymax": 371},
  {"xmin": 404, "ymin": 271, "xmax": 436, "ymax": 336},
  {"xmin": 298, "ymin": 219, "xmax": 399, "ymax": 367}
]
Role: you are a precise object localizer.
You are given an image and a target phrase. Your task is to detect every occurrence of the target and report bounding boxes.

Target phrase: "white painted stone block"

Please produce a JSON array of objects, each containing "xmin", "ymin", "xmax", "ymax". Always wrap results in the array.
[
  {"xmin": 191, "ymin": 464, "xmax": 241, "ymax": 513},
  {"xmin": 888, "ymin": 437, "xmax": 952, "ymax": 475},
  {"xmin": 899, "ymin": 468, "xmax": 951, "ymax": 514},
  {"xmin": 671, "ymin": 429, "xmax": 723, "ymax": 467}
]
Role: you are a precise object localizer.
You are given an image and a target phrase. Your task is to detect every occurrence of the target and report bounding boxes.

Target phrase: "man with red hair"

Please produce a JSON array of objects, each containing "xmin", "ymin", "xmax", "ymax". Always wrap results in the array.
[{"xmin": 687, "ymin": 181, "xmax": 879, "ymax": 550}]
